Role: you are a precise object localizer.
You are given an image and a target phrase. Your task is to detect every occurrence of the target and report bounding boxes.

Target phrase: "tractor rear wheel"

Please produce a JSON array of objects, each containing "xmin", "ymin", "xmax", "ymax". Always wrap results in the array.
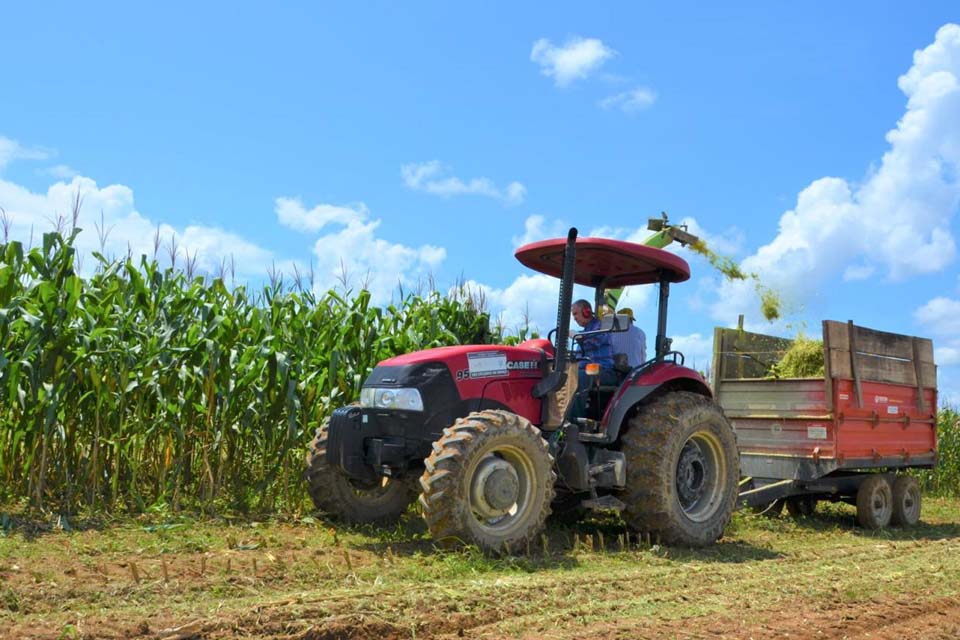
[
  {"xmin": 419, "ymin": 410, "xmax": 555, "ymax": 552},
  {"xmin": 305, "ymin": 418, "xmax": 416, "ymax": 524},
  {"xmin": 617, "ymin": 391, "xmax": 739, "ymax": 547}
]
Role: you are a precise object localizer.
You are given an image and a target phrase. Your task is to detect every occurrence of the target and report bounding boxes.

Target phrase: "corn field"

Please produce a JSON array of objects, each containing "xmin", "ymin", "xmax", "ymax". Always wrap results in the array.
[
  {"xmin": 915, "ymin": 407, "xmax": 960, "ymax": 496},
  {"xmin": 0, "ymin": 230, "xmax": 495, "ymax": 514}
]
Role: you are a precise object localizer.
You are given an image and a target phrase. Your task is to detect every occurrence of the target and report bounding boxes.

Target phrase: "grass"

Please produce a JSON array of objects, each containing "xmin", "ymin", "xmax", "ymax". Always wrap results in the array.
[{"xmin": 1, "ymin": 498, "xmax": 958, "ymax": 638}]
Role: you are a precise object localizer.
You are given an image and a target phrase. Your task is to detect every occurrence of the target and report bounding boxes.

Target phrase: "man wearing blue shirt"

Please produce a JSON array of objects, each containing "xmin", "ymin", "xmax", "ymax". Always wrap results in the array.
[
  {"xmin": 610, "ymin": 307, "xmax": 646, "ymax": 368},
  {"xmin": 570, "ymin": 299, "xmax": 619, "ymax": 420}
]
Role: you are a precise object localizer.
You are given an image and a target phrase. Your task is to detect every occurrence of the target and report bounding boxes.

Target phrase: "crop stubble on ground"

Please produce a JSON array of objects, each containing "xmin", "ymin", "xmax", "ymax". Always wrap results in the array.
[{"xmin": 1, "ymin": 499, "xmax": 959, "ymax": 639}]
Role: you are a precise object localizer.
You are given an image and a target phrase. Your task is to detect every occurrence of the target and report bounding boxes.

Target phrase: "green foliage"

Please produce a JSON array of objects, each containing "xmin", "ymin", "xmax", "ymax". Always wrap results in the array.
[
  {"xmin": 768, "ymin": 335, "xmax": 825, "ymax": 378},
  {"xmin": 0, "ymin": 231, "xmax": 497, "ymax": 514},
  {"xmin": 914, "ymin": 408, "xmax": 960, "ymax": 496}
]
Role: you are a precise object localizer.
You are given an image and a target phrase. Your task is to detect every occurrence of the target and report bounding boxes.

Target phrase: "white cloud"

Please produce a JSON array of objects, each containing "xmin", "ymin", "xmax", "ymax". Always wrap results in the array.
[
  {"xmin": 915, "ymin": 296, "xmax": 960, "ymax": 335},
  {"xmin": 936, "ymin": 345, "xmax": 960, "ymax": 366},
  {"xmin": 599, "ymin": 87, "xmax": 657, "ymax": 113},
  {"xmin": 275, "ymin": 197, "xmax": 446, "ymax": 303},
  {"xmin": 0, "ymin": 174, "xmax": 273, "ymax": 278},
  {"xmin": 275, "ymin": 197, "xmax": 368, "ymax": 233},
  {"xmin": 512, "ymin": 214, "xmax": 570, "ymax": 248},
  {"xmin": 711, "ymin": 23, "xmax": 960, "ymax": 326},
  {"xmin": 401, "ymin": 161, "xmax": 526, "ymax": 205},
  {"xmin": 670, "ymin": 332, "xmax": 714, "ymax": 374},
  {"xmin": 43, "ymin": 164, "xmax": 79, "ymax": 180},
  {"xmin": 0, "ymin": 136, "xmax": 51, "ymax": 172},
  {"xmin": 530, "ymin": 37, "xmax": 616, "ymax": 87},
  {"xmin": 915, "ymin": 296, "xmax": 960, "ymax": 386},
  {"xmin": 460, "ymin": 273, "xmax": 569, "ymax": 334}
]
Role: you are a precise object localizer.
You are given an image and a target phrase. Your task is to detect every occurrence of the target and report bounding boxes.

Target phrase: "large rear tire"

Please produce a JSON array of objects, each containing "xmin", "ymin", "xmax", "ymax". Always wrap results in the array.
[
  {"xmin": 617, "ymin": 391, "xmax": 739, "ymax": 547},
  {"xmin": 305, "ymin": 418, "xmax": 416, "ymax": 524},
  {"xmin": 419, "ymin": 410, "xmax": 555, "ymax": 552}
]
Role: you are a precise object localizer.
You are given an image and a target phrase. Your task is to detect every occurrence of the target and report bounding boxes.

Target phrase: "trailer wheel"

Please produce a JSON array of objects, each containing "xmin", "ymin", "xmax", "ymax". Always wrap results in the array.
[
  {"xmin": 305, "ymin": 418, "xmax": 416, "ymax": 524},
  {"xmin": 617, "ymin": 391, "xmax": 739, "ymax": 547},
  {"xmin": 419, "ymin": 410, "xmax": 555, "ymax": 552},
  {"xmin": 785, "ymin": 496, "xmax": 818, "ymax": 518},
  {"xmin": 891, "ymin": 476, "xmax": 922, "ymax": 526},
  {"xmin": 856, "ymin": 475, "xmax": 893, "ymax": 529}
]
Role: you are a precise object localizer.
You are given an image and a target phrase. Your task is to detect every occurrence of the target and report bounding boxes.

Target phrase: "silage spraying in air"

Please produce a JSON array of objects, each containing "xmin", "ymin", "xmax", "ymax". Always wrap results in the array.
[{"xmin": 688, "ymin": 239, "xmax": 782, "ymax": 321}]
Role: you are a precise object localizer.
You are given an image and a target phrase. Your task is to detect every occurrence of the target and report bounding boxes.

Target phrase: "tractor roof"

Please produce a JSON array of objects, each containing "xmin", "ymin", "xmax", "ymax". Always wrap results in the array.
[{"xmin": 514, "ymin": 236, "xmax": 690, "ymax": 287}]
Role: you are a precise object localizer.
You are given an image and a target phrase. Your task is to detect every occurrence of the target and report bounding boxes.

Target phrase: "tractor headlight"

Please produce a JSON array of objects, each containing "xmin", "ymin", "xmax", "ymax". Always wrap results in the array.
[{"xmin": 360, "ymin": 387, "xmax": 424, "ymax": 411}]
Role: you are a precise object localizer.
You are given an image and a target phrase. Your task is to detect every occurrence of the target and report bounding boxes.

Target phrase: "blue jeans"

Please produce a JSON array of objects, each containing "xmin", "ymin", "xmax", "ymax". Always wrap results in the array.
[{"xmin": 571, "ymin": 367, "xmax": 620, "ymax": 421}]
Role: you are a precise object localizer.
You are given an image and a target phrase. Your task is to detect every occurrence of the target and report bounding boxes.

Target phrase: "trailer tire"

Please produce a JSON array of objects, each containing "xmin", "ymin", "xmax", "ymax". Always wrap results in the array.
[
  {"xmin": 305, "ymin": 418, "xmax": 416, "ymax": 524},
  {"xmin": 419, "ymin": 410, "xmax": 555, "ymax": 552},
  {"xmin": 856, "ymin": 475, "xmax": 893, "ymax": 530},
  {"xmin": 617, "ymin": 391, "xmax": 739, "ymax": 547},
  {"xmin": 785, "ymin": 496, "xmax": 818, "ymax": 518},
  {"xmin": 891, "ymin": 476, "xmax": 921, "ymax": 526}
]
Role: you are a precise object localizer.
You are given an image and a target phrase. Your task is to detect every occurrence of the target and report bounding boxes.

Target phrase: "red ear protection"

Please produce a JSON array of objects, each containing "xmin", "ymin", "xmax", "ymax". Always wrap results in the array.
[{"xmin": 582, "ymin": 305, "xmax": 593, "ymax": 319}]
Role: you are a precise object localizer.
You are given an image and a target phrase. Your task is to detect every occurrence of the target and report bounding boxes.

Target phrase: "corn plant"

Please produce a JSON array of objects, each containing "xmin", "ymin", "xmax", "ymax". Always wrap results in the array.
[{"xmin": 0, "ymin": 230, "xmax": 496, "ymax": 513}]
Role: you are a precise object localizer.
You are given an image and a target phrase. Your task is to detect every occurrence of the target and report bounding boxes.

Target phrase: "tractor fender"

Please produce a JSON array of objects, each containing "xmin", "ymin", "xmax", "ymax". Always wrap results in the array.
[{"xmin": 600, "ymin": 371, "xmax": 712, "ymax": 444}]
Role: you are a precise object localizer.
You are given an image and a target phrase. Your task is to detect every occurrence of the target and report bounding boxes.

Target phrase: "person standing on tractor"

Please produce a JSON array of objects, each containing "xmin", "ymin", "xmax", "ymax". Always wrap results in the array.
[
  {"xmin": 570, "ymin": 299, "xmax": 618, "ymax": 417},
  {"xmin": 610, "ymin": 307, "xmax": 646, "ymax": 367}
]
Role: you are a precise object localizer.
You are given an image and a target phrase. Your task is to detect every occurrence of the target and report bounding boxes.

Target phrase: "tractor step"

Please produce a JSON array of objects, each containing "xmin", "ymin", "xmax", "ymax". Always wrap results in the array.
[
  {"xmin": 581, "ymin": 495, "xmax": 626, "ymax": 511},
  {"xmin": 578, "ymin": 432, "xmax": 608, "ymax": 443}
]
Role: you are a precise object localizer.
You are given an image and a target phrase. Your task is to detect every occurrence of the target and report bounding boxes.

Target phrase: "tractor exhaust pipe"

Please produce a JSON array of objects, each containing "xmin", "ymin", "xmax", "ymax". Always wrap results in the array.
[
  {"xmin": 532, "ymin": 227, "xmax": 577, "ymax": 399},
  {"xmin": 554, "ymin": 227, "xmax": 578, "ymax": 366}
]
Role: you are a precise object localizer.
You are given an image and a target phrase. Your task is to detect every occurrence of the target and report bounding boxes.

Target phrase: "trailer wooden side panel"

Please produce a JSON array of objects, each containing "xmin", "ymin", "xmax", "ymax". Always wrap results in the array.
[
  {"xmin": 713, "ymin": 321, "xmax": 938, "ymax": 481},
  {"xmin": 716, "ymin": 378, "xmax": 833, "ymax": 457}
]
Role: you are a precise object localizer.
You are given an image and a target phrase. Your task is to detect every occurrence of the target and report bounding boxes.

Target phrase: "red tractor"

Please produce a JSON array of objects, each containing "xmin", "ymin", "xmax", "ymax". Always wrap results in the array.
[{"xmin": 306, "ymin": 224, "xmax": 740, "ymax": 550}]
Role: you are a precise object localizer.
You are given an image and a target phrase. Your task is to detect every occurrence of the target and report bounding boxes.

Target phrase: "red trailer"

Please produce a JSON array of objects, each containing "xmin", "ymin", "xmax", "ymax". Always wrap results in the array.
[{"xmin": 713, "ymin": 321, "xmax": 937, "ymax": 528}]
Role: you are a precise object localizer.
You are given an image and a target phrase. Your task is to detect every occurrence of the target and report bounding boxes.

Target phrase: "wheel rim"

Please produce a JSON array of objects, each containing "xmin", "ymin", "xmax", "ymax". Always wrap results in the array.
[
  {"xmin": 675, "ymin": 429, "xmax": 726, "ymax": 523},
  {"xmin": 900, "ymin": 485, "xmax": 921, "ymax": 522},
  {"xmin": 870, "ymin": 484, "xmax": 892, "ymax": 523},
  {"xmin": 467, "ymin": 444, "xmax": 535, "ymax": 536}
]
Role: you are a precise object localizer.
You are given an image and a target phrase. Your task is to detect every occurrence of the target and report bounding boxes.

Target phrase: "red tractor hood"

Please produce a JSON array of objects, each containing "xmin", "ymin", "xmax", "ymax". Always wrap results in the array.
[{"xmin": 381, "ymin": 339, "xmax": 554, "ymax": 370}]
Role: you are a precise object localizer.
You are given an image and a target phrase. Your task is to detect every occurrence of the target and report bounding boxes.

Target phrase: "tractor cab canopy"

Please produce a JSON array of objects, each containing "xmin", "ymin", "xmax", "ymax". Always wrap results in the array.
[{"xmin": 514, "ymin": 237, "xmax": 690, "ymax": 287}]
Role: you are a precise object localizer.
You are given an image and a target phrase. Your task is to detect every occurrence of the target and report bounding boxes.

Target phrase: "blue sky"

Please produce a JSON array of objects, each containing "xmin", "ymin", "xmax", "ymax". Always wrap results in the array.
[{"xmin": 2, "ymin": 3, "xmax": 959, "ymax": 398}]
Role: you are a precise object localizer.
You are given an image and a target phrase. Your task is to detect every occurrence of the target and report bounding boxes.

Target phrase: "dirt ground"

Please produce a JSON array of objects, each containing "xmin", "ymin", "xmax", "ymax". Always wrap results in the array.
[{"xmin": 2, "ymin": 499, "xmax": 959, "ymax": 639}]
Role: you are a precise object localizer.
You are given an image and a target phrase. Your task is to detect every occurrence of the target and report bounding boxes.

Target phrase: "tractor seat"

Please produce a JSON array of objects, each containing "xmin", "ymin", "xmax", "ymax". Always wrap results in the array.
[{"xmin": 612, "ymin": 353, "xmax": 631, "ymax": 376}]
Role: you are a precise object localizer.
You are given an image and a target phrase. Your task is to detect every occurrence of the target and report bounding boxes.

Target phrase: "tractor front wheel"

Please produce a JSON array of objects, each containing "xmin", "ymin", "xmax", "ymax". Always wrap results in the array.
[
  {"xmin": 419, "ymin": 410, "xmax": 555, "ymax": 552},
  {"xmin": 617, "ymin": 391, "xmax": 739, "ymax": 547},
  {"xmin": 305, "ymin": 418, "xmax": 416, "ymax": 524}
]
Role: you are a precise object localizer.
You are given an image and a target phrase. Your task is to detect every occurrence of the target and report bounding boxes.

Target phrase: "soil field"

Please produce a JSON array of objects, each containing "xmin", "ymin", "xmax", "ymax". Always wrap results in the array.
[{"xmin": 1, "ymin": 499, "xmax": 959, "ymax": 639}]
